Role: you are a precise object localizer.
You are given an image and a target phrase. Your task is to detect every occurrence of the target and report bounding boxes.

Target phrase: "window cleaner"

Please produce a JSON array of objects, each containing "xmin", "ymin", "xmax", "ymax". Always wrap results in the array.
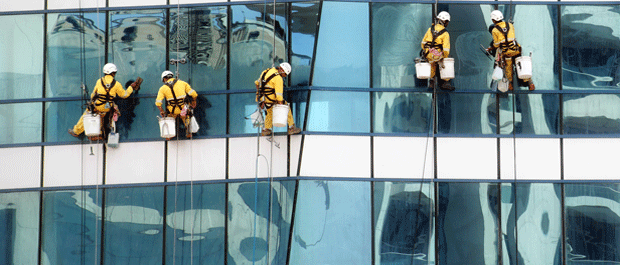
[{"xmin": 418, "ymin": 11, "xmax": 455, "ymax": 91}]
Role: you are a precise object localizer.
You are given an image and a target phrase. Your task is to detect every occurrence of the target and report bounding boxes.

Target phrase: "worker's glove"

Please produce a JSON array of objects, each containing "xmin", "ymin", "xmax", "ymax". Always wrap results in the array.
[{"xmin": 131, "ymin": 77, "xmax": 143, "ymax": 91}]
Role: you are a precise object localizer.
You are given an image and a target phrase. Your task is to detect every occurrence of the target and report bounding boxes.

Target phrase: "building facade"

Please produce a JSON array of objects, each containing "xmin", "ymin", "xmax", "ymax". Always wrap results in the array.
[{"xmin": 0, "ymin": 0, "xmax": 619, "ymax": 264}]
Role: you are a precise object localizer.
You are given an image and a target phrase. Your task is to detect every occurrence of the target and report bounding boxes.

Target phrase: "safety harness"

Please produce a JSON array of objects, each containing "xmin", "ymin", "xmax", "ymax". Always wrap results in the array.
[
  {"xmin": 422, "ymin": 24, "xmax": 447, "ymax": 60},
  {"xmin": 165, "ymin": 79, "xmax": 187, "ymax": 114},
  {"xmin": 256, "ymin": 69, "xmax": 279, "ymax": 109},
  {"xmin": 92, "ymin": 78, "xmax": 116, "ymax": 107},
  {"xmin": 494, "ymin": 22, "xmax": 520, "ymax": 53}
]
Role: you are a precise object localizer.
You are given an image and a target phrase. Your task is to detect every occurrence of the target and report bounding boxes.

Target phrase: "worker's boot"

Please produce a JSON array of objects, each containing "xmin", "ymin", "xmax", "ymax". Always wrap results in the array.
[
  {"xmin": 261, "ymin": 128, "xmax": 272, "ymax": 136},
  {"xmin": 528, "ymin": 81, "xmax": 535, "ymax": 91},
  {"xmin": 68, "ymin": 129, "xmax": 79, "ymax": 138},
  {"xmin": 428, "ymin": 78, "xmax": 436, "ymax": 89},
  {"xmin": 288, "ymin": 126, "xmax": 302, "ymax": 135},
  {"xmin": 508, "ymin": 82, "xmax": 514, "ymax": 91},
  {"xmin": 441, "ymin": 81, "xmax": 455, "ymax": 91}
]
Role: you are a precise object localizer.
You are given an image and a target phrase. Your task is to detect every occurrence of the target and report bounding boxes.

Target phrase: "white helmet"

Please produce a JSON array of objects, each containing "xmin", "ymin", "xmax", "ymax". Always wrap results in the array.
[
  {"xmin": 491, "ymin": 10, "xmax": 504, "ymax": 21},
  {"xmin": 161, "ymin": 70, "xmax": 174, "ymax": 82},
  {"xmin": 279, "ymin": 62, "xmax": 291, "ymax": 75},
  {"xmin": 437, "ymin": 11, "xmax": 450, "ymax": 22},
  {"xmin": 103, "ymin": 63, "xmax": 117, "ymax": 74}
]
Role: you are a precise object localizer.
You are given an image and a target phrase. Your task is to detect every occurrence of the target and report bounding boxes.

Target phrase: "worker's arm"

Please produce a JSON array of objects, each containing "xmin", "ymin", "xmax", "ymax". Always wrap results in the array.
[
  {"xmin": 274, "ymin": 76, "xmax": 285, "ymax": 103},
  {"xmin": 420, "ymin": 28, "xmax": 431, "ymax": 50},
  {"xmin": 441, "ymin": 32, "xmax": 450, "ymax": 58},
  {"xmin": 114, "ymin": 82, "xmax": 134, "ymax": 99},
  {"xmin": 185, "ymin": 82, "xmax": 198, "ymax": 108},
  {"xmin": 155, "ymin": 87, "xmax": 166, "ymax": 116}
]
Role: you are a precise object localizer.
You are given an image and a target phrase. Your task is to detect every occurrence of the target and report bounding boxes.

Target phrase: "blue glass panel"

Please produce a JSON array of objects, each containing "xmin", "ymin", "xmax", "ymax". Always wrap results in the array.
[
  {"xmin": 374, "ymin": 182, "xmax": 435, "ymax": 265},
  {"xmin": 0, "ymin": 14, "xmax": 44, "ymax": 100},
  {"xmin": 290, "ymin": 180, "xmax": 371, "ymax": 264},
  {"xmin": 562, "ymin": 5, "xmax": 620, "ymax": 90},
  {"xmin": 116, "ymin": 95, "xmax": 161, "ymax": 140},
  {"xmin": 498, "ymin": 94, "xmax": 559, "ymax": 135},
  {"xmin": 227, "ymin": 181, "xmax": 296, "ymax": 265},
  {"xmin": 170, "ymin": 7, "xmax": 228, "ymax": 92},
  {"xmin": 42, "ymin": 189, "xmax": 103, "ymax": 265},
  {"xmin": 437, "ymin": 92, "xmax": 496, "ymax": 135},
  {"xmin": 307, "ymin": 91, "xmax": 370, "ymax": 133},
  {"xmin": 501, "ymin": 183, "xmax": 562, "ymax": 265},
  {"xmin": 166, "ymin": 184, "xmax": 226, "ymax": 265},
  {"xmin": 0, "ymin": 102, "xmax": 42, "ymax": 145},
  {"xmin": 46, "ymin": 12, "xmax": 106, "ymax": 98},
  {"xmin": 109, "ymin": 9, "xmax": 167, "ymax": 95},
  {"xmin": 291, "ymin": 2, "xmax": 319, "ymax": 87},
  {"xmin": 437, "ymin": 182, "xmax": 498, "ymax": 264},
  {"xmin": 230, "ymin": 4, "xmax": 288, "ymax": 90},
  {"xmin": 46, "ymin": 100, "xmax": 85, "ymax": 142},
  {"xmin": 0, "ymin": 191, "xmax": 40, "ymax": 264},
  {"xmin": 313, "ymin": 2, "xmax": 369, "ymax": 88},
  {"xmin": 565, "ymin": 184, "xmax": 620, "ymax": 264},
  {"xmin": 194, "ymin": 94, "xmax": 227, "ymax": 136},
  {"xmin": 372, "ymin": 3, "xmax": 432, "ymax": 89},
  {"xmin": 230, "ymin": 93, "xmax": 302, "ymax": 134},
  {"xmin": 104, "ymin": 187, "xmax": 164, "ymax": 265},
  {"xmin": 563, "ymin": 94, "xmax": 620, "ymax": 134},
  {"xmin": 374, "ymin": 92, "xmax": 433, "ymax": 133}
]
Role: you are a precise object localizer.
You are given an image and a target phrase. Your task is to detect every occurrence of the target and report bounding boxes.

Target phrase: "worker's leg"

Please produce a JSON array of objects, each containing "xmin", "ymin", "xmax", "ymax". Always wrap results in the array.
[
  {"xmin": 71, "ymin": 110, "xmax": 88, "ymax": 135},
  {"xmin": 264, "ymin": 107, "xmax": 273, "ymax": 130}
]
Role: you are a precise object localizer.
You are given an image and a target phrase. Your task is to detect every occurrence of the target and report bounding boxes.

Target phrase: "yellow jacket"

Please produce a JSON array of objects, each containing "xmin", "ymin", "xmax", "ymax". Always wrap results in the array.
[
  {"xmin": 255, "ymin": 67, "xmax": 284, "ymax": 104},
  {"xmin": 421, "ymin": 24, "xmax": 450, "ymax": 58},
  {"xmin": 491, "ymin": 21, "xmax": 517, "ymax": 50},
  {"xmin": 91, "ymin": 75, "xmax": 134, "ymax": 113},
  {"xmin": 155, "ymin": 78, "xmax": 197, "ymax": 115}
]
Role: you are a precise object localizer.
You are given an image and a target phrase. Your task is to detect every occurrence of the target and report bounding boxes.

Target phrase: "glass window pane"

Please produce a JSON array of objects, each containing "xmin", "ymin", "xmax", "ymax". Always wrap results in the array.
[
  {"xmin": 116, "ymin": 96, "xmax": 161, "ymax": 140},
  {"xmin": 170, "ymin": 7, "xmax": 228, "ymax": 92},
  {"xmin": 374, "ymin": 182, "xmax": 435, "ymax": 264},
  {"xmin": 0, "ymin": 14, "xmax": 44, "ymax": 100},
  {"xmin": 291, "ymin": 2, "xmax": 319, "ymax": 87},
  {"xmin": 46, "ymin": 12, "xmax": 106, "ymax": 98},
  {"xmin": 230, "ymin": 4, "xmax": 288, "ymax": 90},
  {"xmin": 313, "ymin": 2, "xmax": 369, "ymax": 88},
  {"xmin": 563, "ymin": 94, "xmax": 620, "ymax": 134},
  {"xmin": 0, "ymin": 103, "xmax": 42, "ymax": 145},
  {"xmin": 166, "ymin": 184, "xmax": 226, "ymax": 265},
  {"xmin": 46, "ymin": 100, "xmax": 86, "ymax": 143},
  {"xmin": 307, "ymin": 91, "xmax": 369, "ymax": 133},
  {"xmin": 372, "ymin": 3, "xmax": 432, "ymax": 89},
  {"xmin": 0, "ymin": 191, "xmax": 40, "ymax": 264},
  {"xmin": 227, "ymin": 181, "xmax": 296, "ymax": 265},
  {"xmin": 498, "ymin": 94, "xmax": 559, "ymax": 135},
  {"xmin": 290, "ymin": 180, "xmax": 371, "ymax": 264},
  {"xmin": 230, "ymin": 92, "xmax": 303, "ymax": 134},
  {"xmin": 374, "ymin": 92, "xmax": 433, "ymax": 133},
  {"xmin": 501, "ymin": 183, "xmax": 562, "ymax": 265},
  {"xmin": 437, "ymin": 182, "xmax": 499, "ymax": 264},
  {"xmin": 562, "ymin": 5, "xmax": 620, "ymax": 90},
  {"xmin": 194, "ymin": 94, "xmax": 227, "ymax": 136},
  {"xmin": 104, "ymin": 187, "xmax": 164, "ymax": 265},
  {"xmin": 109, "ymin": 9, "xmax": 167, "ymax": 95},
  {"xmin": 437, "ymin": 92, "xmax": 496, "ymax": 135},
  {"xmin": 42, "ymin": 189, "xmax": 103, "ymax": 265},
  {"xmin": 565, "ymin": 183, "xmax": 620, "ymax": 264}
]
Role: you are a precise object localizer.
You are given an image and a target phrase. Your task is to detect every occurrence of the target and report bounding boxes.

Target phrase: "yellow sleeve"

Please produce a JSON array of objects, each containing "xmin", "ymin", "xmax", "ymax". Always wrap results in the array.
[
  {"xmin": 421, "ymin": 28, "xmax": 432, "ymax": 50},
  {"xmin": 184, "ymin": 81, "xmax": 197, "ymax": 98},
  {"xmin": 113, "ymin": 82, "xmax": 133, "ymax": 99},
  {"xmin": 440, "ymin": 32, "xmax": 450, "ymax": 57},
  {"xmin": 155, "ymin": 86, "xmax": 165, "ymax": 107},
  {"xmin": 492, "ymin": 28, "xmax": 502, "ymax": 48}
]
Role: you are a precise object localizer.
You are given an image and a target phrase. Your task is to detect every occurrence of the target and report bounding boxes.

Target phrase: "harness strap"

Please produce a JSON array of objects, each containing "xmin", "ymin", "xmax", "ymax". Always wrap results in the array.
[
  {"xmin": 495, "ymin": 23, "xmax": 519, "ymax": 52},
  {"xmin": 257, "ymin": 69, "xmax": 279, "ymax": 108},
  {"xmin": 423, "ymin": 24, "xmax": 447, "ymax": 57},
  {"xmin": 165, "ymin": 79, "xmax": 185, "ymax": 113},
  {"xmin": 93, "ymin": 78, "xmax": 116, "ymax": 106}
]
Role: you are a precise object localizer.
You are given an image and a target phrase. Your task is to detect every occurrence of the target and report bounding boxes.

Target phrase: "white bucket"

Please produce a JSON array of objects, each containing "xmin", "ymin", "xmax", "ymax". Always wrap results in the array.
[
  {"xmin": 159, "ymin": 117, "xmax": 176, "ymax": 138},
  {"xmin": 439, "ymin": 58, "xmax": 455, "ymax": 79},
  {"xmin": 516, "ymin": 56, "xmax": 532, "ymax": 79},
  {"xmin": 272, "ymin": 104, "xmax": 289, "ymax": 127},
  {"xmin": 84, "ymin": 113, "xmax": 101, "ymax": 137},
  {"xmin": 415, "ymin": 62, "xmax": 431, "ymax": 79}
]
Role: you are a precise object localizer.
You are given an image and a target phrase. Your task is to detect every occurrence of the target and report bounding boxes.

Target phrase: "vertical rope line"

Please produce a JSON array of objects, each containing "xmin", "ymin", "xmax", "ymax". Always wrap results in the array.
[{"xmin": 93, "ymin": 1, "xmax": 103, "ymax": 264}]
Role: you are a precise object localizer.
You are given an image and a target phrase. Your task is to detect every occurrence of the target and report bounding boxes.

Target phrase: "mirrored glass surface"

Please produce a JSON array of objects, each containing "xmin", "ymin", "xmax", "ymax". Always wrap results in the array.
[
  {"xmin": 563, "ymin": 94, "xmax": 620, "ymax": 134},
  {"xmin": 0, "ymin": 14, "xmax": 44, "ymax": 100},
  {"xmin": 227, "ymin": 181, "xmax": 295, "ymax": 265},
  {"xmin": 46, "ymin": 100, "xmax": 87, "ymax": 143},
  {"xmin": 109, "ymin": 9, "xmax": 167, "ymax": 95},
  {"xmin": 42, "ymin": 189, "xmax": 103, "ymax": 265},
  {"xmin": 497, "ymin": 93, "xmax": 559, "ymax": 135},
  {"xmin": 313, "ymin": 2, "xmax": 369, "ymax": 88},
  {"xmin": 0, "ymin": 191, "xmax": 40, "ymax": 264},
  {"xmin": 230, "ymin": 4, "xmax": 288, "ymax": 90},
  {"xmin": 104, "ymin": 187, "xmax": 164, "ymax": 265},
  {"xmin": 0, "ymin": 103, "xmax": 42, "ymax": 145},
  {"xmin": 372, "ymin": 3, "xmax": 432, "ymax": 89},
  {"xmin": 290, "ymin": 180, "xmax": 371, "ymax": 264},
  {"xmin": 437, "ymin": 92, "xmax": 496, "ymax": 135},
  {"xmin": 565, "ymin": 183, "xmax": 620, "ymax": 264},
  {"xmin": 562, "ymin": 5, "xmax": 620, "ymax": 90},
  {"xmin": 170, "ymin": 7, "xmax": 228, "ymax": 92},
  {"xmin": 166, "ymin": 184, "xmax": 225, "ymax": 265},
  {"xmin": 46, "ymin": 12, "xmax": 106, "ymax": 98},
  {"xmin": 307, "ymin": 91, "xmax": 370, "ymax": 133},
  {"xmin": 374, "ymin": 182, "xmax": 435, "ymax": 265},
  {"xmin": 291, "ymin": 2, "xmax": 319, "ymax": 87},
  {"xmin": 374, "ymin": 92, "xmax": 433, "ymax": 133},
  {"xmin": 194, "ymin": 94, "xmax": 227, "ymax": 136},
  {"xmin": 437, "ymin": 182, "xmax": 499, "ymax": 264},
  {"xmin": 501, "ymin": 183, "xmax": 562, "ymax": 265}
]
